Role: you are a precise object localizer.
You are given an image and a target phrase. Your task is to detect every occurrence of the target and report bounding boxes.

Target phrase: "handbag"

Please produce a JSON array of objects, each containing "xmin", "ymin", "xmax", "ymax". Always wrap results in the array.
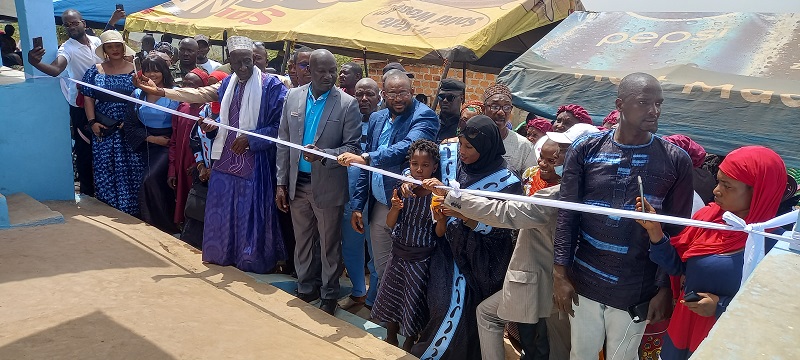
[
  {"xmin": 95, "ymin": 111, "xmax": 123, "ymax": 137},
  {"xmin": 184, "ymin": 182, "xmax": 209, "ymax": 222}
]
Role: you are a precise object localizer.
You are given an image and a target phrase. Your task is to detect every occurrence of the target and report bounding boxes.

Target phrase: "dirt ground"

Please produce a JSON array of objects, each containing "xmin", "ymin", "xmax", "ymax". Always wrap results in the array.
[{"xmin": 0, "ymin": 197, "xmax": 414, "ymax": 359}]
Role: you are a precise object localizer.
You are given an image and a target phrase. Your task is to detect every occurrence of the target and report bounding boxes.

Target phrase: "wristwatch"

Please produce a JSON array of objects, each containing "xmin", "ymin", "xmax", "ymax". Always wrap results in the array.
[{"xmin": 361, "ymin": 152, "xmax": 371, "ymax": 165}]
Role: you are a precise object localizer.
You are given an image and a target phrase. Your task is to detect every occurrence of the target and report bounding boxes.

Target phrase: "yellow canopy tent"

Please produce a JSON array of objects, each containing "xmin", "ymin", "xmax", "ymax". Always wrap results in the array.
[{"xmin": 125, "ymin": 0, "xmax": 577, "ymax": 65}]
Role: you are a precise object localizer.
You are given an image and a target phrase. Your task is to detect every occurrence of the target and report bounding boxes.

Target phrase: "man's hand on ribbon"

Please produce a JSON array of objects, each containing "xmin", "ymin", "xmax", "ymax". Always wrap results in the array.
[
  {"xmin": 303, "ymin": 144, "xmax": 322, "ymax": 162},
  {"xmin": 337, "ymin": 152, "xmax": 364, "ymax": 166}
]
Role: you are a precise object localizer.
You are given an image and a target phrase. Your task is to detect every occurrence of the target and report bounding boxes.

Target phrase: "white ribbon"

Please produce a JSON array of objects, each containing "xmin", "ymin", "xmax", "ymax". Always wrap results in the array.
[
  {"xmin": 61, "ymin": 75, "xmax": 800, "ymax": 274},
  {"xmin": 723, "ymin": 210, "xmax": 800, "ymax": 285}
]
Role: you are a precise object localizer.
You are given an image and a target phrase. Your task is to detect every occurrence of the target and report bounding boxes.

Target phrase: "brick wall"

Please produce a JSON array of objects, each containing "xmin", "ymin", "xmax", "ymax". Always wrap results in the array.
[
  {"xmin": 364, "ymin": 61, "xmax": 498, "ymax": 103},
  {"xmin": 362, "ymin": 60, "xmax": 528, "ymax": 128}
]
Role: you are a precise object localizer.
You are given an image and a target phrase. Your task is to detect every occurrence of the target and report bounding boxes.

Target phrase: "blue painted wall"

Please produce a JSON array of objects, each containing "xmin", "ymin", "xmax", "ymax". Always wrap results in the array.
[
  {"xmin": 0, "ymin": 78, "xmax": 75, "ymax": 201},
  {"xmin": 0, "ymin": 0, "xmax": 75, "ymax": 201}
]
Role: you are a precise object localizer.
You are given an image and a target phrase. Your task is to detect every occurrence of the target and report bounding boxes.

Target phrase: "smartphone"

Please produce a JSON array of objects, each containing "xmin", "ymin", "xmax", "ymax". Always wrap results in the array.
[
  {"xmin": 637, "ymin": 175, "xmax": 646, "ymax": 213},
  {"xmin": 683, "ymin": 290, "xmax": 702, "ymax": 303},
  {"xmin": 627, "ymin": 300, "xmax": 649, "ymax": 323},
  {"xmin": 116, "ymin": 4, "xmax": 124, "ymax": 11},
  {"xmin": 32, "ymin": 36, "xmax": 43, "ymax": 49}
]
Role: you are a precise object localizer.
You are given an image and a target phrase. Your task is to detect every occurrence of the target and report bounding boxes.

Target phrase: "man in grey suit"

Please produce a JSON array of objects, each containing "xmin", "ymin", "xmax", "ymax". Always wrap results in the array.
[{"xmin": 275, "ymin": 49, "xmax": 361, "ymax": 315}]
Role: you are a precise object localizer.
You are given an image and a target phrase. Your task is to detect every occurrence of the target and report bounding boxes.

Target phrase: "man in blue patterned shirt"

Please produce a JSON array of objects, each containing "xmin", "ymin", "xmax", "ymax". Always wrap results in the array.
[{"xmin": 553, "ymin": 73, "xmax": 694, "ymax": 360}]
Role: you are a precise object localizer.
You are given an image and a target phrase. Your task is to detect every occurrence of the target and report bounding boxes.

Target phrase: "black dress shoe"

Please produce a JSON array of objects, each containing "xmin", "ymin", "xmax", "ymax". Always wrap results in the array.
[
  {"xmin": 320, "ymin": 299, "xmax": 337, "ymax": 315},
  {"xmin": 297, "ymin": 292, "xmax": 320, "ymax": 303}
]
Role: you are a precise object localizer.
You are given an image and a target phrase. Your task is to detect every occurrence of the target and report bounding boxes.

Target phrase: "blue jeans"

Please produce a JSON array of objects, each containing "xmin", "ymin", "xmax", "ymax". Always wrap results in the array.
[{"xmin": 342, "ymin": 166, "xmax": 377, "ymax": 300}]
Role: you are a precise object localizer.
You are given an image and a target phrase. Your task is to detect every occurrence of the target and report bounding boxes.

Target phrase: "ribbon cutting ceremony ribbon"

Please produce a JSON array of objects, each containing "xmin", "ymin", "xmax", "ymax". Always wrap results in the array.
[{"xmin": 61, "ymin": 76, "xmax": 800, "ymax": 258}]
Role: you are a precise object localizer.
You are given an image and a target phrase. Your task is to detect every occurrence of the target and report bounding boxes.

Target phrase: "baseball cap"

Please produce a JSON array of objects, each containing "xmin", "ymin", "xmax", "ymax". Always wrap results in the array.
[
  {"xmin": 382, "ymin": 62, "xmax": 414, "ymax": 78},
  {"xmin": 194, "ymin": 34, "xmax": 210, "ymax": 45},
  {"xmin": 546, "ymin": 123, "xmax": 600, "ymax": 144}
]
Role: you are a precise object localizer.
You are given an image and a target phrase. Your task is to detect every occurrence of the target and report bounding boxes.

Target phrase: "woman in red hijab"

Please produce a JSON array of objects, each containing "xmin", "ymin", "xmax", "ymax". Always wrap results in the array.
[{"xmin": 635, "ymin": 146, "xmax": 786, "ymax": 360}]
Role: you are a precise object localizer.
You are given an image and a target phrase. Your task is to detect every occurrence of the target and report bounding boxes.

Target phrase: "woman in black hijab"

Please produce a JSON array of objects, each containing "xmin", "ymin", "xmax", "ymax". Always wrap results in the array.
[{"xmin": 412, "ymin": 115, "xmax": 523, "ymax": 359}]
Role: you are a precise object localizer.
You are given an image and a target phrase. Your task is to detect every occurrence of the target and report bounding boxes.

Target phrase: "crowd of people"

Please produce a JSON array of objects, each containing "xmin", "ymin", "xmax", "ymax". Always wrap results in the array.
[{"xmin": 27, "ymin": 8, "xmax": 800, "ymax": 360}]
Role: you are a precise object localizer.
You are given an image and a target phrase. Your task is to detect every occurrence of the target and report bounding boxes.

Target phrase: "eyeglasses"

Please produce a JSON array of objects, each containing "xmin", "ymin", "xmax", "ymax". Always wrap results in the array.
[
  {"xmin": 461, "ymin": 126, "xmax": 487, "ymax": 139},
  {"xmin": 488, "ymin": 104, "xmax": 513, "ymax": 112},
  {"xmin": 383, "ymin": 91, "xmax": 411, "ymax": 100},
  {"xmin": 437, "ymin": 93, "xmax": 460, "ymax": 102}
]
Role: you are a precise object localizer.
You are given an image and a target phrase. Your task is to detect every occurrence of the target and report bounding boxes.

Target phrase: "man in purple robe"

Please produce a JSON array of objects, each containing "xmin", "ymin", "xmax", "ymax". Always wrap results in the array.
[{"xmin": 134, "ymin": 36, "xmax": 287, "ymax": 273}]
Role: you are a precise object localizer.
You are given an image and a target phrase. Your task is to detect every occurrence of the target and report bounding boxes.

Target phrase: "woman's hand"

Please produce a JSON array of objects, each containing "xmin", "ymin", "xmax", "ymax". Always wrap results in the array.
[
  {"xmin": 147, "ymin": 135, "xmax": 170, "ymax": 147},
  {"xmin": 91, "ymin": 122, "xmax": 108, "ymax": 137},
  {"xmin": 390, "ymin": 189, "xmax": 404, "ymax": 210},
  {"xmin": 421, "ymin": 178, "xmax": 448, "ymax": 197},
  {"xmin": 635, "ymin": 196, "xmax": 665, "ymax": 242},
  {"xmin": 682, "ymin": 292, "xmax": 719, "ymax": 317}
]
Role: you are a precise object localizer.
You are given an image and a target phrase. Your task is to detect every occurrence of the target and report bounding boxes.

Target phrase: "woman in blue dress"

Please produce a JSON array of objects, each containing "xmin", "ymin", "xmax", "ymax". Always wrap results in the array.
[
  {"xmin": 81, "ymin": 31, "xmax": 142, "ymax": 216},
  {"xmin": 123, "ymin": 54, "xmax": 181, "ymax": 232}
]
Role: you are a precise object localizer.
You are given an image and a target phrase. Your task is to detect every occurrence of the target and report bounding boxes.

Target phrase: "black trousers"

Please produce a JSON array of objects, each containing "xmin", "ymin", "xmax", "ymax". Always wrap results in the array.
[
  {"xmin": 519, "ymin": 320, "xmax": 549, "ymax": 360},
  {"xmin": 70, "ymin": 105, "xmax": 94, "ymax": 196}
]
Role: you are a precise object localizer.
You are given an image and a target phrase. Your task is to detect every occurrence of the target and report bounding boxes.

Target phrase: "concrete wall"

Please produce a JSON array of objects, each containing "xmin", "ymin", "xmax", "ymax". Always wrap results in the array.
[{"xmin": 0, "ymin": 78, "xmax": 74, "ymax": 201}]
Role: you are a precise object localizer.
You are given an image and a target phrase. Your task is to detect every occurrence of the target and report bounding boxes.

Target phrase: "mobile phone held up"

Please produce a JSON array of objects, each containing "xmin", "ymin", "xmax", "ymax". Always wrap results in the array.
[
  {"xmin": 116, "ymin": 4, "xmax": 125, "ymax": 11},
  {"xmin": 637, "ymin": 175, "xmax": 646, "ymax": 213},
  {"xmin": 32, "ymin": 37, "xmax": 43, "ymax": 49},
  {"xmin": 683, "ymin": 290, "xmax": 702, "ymax": 303}
]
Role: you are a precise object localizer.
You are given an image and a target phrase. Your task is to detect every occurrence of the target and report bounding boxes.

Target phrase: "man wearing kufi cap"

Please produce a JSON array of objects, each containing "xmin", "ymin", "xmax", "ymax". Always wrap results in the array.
[
  {"xmin": 134, "ymin": 36, "xmax": 290, "ymax": 275},
  {"xmin": 435, "ymin": 78, "xmax": 466, "ymax": 141}
]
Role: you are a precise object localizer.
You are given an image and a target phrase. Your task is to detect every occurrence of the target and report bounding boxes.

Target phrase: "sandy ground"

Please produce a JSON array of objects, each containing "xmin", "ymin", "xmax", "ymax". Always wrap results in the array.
[{"xmin": 0, "ymin": 197, "xmax": 414, "ymax": 359}]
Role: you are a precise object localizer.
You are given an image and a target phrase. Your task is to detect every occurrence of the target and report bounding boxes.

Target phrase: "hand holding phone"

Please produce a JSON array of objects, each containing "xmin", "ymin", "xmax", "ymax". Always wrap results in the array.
[
  {"xmin": 683, "ymin": 290, "xmax": 702, "ymax": 303},
  {"xmin": 637, "ymin": 175, "xmax": 646, "ymax": 213},
  {"xmin": 33, "ymin": 37, "xmax": 43, "ymax": 49},
  {"xmin": 116, "ymin": 4, "xmax": 125, "ymax": 11}
]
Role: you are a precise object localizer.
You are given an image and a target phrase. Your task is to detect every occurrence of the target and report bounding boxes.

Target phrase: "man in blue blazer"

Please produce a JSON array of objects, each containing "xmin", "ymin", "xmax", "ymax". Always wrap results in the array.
[{"xmin": 337, "ymin": 69, "xmax": 439, "ymax": 290}]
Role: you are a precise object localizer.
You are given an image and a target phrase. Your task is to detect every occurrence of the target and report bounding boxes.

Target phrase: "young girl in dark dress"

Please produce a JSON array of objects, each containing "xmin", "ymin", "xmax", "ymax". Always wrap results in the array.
[{"xmin": 371, "ymin": 140, "xmax": 447, "ymax": 351}]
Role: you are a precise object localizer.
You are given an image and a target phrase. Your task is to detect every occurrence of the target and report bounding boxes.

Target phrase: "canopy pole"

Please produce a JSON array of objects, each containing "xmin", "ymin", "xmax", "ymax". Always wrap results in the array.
[
  {"xmin": 222, "ymin": 30, "xmax": 228, "ymax": 64},
  {"xmin": 362, "ymin": 49, "xmax": 369, "ymax": 78},
  {"xmin": 280, "ymin": 40, "xmax": 291, "ymax": 74},
  {"xmin": 430, "ymin": 56, "xmax": 454, "ymax": 112},
  {"xmin": 462, "ymin": 62, "xmax": 467, "ymax": 83}
]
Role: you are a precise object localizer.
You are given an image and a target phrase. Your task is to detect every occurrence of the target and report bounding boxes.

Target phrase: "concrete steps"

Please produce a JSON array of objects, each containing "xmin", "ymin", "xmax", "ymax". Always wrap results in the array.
[{"xmin": 0, "ymin": 192, "xmax": 64, "ymax": 229}]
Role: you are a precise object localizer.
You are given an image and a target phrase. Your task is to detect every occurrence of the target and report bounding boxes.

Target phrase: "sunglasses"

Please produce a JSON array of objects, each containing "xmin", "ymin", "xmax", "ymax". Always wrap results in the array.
[
  {"xmin": 461, "ymin": 126, "xmax": 487, "ymax": 139},
  {"xmin": 437, "ymin": 93, "xmax": 460, "ymax": 102}
]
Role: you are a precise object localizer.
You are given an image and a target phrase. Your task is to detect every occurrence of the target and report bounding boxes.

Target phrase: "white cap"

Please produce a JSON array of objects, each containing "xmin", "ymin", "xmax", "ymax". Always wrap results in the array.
[
  {"xmin": 546, "ymin": 123, "xmax": 600, "ymax": 144},
  {"xmin": 227, "ymin": 36, "xmax": 253, "ymax": 51}
]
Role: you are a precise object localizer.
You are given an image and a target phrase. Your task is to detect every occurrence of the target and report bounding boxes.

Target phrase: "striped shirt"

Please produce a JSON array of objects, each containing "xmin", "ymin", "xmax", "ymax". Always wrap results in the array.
[{"xmin": 554, "ymin": 130, "xmax": 693, "ymax": 310}]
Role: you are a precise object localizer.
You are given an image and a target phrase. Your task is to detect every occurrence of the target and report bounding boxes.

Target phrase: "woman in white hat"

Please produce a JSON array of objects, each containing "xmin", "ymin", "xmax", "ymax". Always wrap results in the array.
[{"xmin": 79, "ymin": 30, "xmax": 142, "ymax": 215}]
